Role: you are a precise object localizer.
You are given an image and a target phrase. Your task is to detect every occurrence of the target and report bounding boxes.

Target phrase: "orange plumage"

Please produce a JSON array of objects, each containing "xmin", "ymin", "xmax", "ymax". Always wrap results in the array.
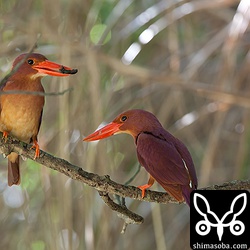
[{"xmin": 0, "ymin": 53, "xmax": 77, "ymax": 186}]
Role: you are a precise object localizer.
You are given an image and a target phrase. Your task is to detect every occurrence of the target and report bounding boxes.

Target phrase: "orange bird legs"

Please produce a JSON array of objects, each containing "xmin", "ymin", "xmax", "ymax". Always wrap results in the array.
[
  {"xmin": 30, "ymin": 140, "xmax": 40, "ymax": 159},
  {"xmin": 3, "ymin": 132, "xmax": 39, "ymax": 159},
  {"xmin": 3, "ymin": 131, "xmax": 8, "ymax": 142},
  {"xmin": 84, "ymin": 109, "xmax": 198, "ymax": 206},
  {"xmin": 138, "ymin": 175, "xmax": 155, "ymax": 198},
  {"xmin": 0, "ymin": 53, "xmax": 77, "ymax": 186}
]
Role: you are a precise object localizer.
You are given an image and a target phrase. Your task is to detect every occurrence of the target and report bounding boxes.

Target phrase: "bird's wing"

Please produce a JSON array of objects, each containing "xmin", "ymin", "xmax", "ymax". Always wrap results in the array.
[
  {"xmin": 136, "ymin": 132, "xmax": 191, "ymax": 201},
  {"xmin": 0, "ymin": 78, "xmax": 14, "ymax": 114},
  {"xmin": 37, "ymin": 109, "xmax": 43, "ymax": 134},
  {"xmin": 173, "ymin": 136, "xmax": 198, "ymax": 188},
  {"xmin": 31, "ymin": 109, "xmax": 43, "ymax": 143},
  {"xmin": 0, "ymin": 75, "xmax": 9, "ymax": 91},
  {"xmin": 0, "ymin": 78, "xmax": 8, "ymax": 114}
]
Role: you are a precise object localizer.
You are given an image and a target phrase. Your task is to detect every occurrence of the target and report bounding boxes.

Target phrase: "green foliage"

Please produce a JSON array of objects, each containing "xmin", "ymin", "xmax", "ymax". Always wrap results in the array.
[
  {"xmin": 31, "ymin": 241, "xmax": 45, "ymax": 250},
  {"xmin": 90, "ymin": 24, "xmax": 111, "ymax": 45}
]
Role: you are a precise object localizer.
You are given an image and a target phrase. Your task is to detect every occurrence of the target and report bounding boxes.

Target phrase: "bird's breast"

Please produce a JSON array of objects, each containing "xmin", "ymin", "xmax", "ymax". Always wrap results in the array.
[{"xmin": 0, "ymin": 94, "xmax": 44, "ymax": 143}]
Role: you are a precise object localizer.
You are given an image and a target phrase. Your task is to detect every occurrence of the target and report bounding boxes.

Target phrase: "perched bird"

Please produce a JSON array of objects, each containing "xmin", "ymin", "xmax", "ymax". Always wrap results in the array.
[
  {"xmin": 0, "ymin": 53, "xmax": 78, "ymax": 186},
  {"xmin": 84, "ymin": 109, "xmax": 198, "ymax": 206}
]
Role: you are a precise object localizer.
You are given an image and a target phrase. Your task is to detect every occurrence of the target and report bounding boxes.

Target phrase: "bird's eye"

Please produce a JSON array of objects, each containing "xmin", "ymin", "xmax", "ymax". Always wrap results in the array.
[
  {"xmin": 27, "ymin": 59, "xmax": 34, "ymax": 65},
  {"xmin": 121, "ymin": 115, "xmax": 127, "ymax": 122}
]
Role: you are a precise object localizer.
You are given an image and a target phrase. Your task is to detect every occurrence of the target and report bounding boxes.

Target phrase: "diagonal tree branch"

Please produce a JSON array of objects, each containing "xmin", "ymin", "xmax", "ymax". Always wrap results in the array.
[
  {"xmin": 98, "ymin": 191, "xmax": 144, "ymax": 227},
  {"xmin": 0, "ymin": 88, "xmax": 74, "ymax": 97},
  {"xmin": 0, "ymin": 134, "xmax": 249, "ymax": 226}
]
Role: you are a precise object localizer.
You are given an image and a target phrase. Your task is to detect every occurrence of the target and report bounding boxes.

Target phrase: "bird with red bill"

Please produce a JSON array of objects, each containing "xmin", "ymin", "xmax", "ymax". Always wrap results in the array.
[
  {"xmin": 84, "ymin": 109, "xmax": 198, "ymax": 206},
  {"xmin": 0, "ymin": 53, "xmax": 77, "ymax": 186}
]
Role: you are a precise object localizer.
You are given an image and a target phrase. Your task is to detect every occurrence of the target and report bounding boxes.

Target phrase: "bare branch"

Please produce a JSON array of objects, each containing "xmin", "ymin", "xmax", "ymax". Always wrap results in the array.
[
  {"xmin": 98, "ymin": 191, "xmax": 144, "ymax": 225},
  {"xmin": 0, "ymin": 133, "xmax": 179, "ymax": 204},
  {"xmin": 0, "ymin": 88, "xmax": 73, "ymax": 97},
  {"xmin": 0, "ymin": 133, "xmax": 249, "ymax": 225}
]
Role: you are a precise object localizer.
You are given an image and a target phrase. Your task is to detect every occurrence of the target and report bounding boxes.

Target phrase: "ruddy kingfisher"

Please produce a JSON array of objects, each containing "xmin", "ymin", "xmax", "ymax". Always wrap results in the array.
[
  {"xmin": 0, "ymin": 53, "xmax": 77, "ymax": 186},
  {"xmin": 84, "ymin": 109, "xmax": 198, "ymax": 206}
]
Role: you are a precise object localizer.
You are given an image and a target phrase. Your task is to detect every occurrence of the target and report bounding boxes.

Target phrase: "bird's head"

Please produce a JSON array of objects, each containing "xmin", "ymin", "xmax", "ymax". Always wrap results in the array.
[
  {"xmin": 12, "ymin": 53, "xmax": 78, "ymax": 79},
  {"xmin": 84, "ymin": 109, "xmax": 163, "ymax": 141}
]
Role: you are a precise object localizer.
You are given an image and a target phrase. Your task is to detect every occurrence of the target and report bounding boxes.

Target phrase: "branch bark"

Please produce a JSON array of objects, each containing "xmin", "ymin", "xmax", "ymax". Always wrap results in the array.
[
  {"xmin": 0, "ymin": 134, "xmax": 249, "ymax": 226},
  {"xmin": 0, "ymin": 88, "xmax": 73, "ymax": 97}
]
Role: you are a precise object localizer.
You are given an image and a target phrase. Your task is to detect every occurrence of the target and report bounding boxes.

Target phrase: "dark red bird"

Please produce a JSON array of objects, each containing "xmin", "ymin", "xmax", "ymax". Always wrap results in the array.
[
  {"xmin": 0, "ymin": 53, "xmax": 77, "ymax": 186},
  {"xmin": 84, "ymin": 109, "xmax": 198, "ymax": 206}
]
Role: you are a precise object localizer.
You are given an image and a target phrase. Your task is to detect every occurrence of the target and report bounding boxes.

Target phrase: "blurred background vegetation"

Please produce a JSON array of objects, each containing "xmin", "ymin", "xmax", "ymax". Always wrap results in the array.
[{"xmin": 0, "ymin": 0, "xmax": 249, "ymax": 249}]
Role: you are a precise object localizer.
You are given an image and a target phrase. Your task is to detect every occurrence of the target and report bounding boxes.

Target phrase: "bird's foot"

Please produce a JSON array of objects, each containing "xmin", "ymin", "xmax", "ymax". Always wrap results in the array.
[
  {"xmin": 30, "ymin": 141, "xmax": 40, "ymax": 159},
  {"xmin": 138, "ymin": 184, "xmax": 152, "ymax": 198},
  {"xmin": 3, "ymin": 131, "xmax": 8, "ymax": 142},
  {"xmin": 138, "ymin": 176, "xmax": 155, "ymax": 198}
]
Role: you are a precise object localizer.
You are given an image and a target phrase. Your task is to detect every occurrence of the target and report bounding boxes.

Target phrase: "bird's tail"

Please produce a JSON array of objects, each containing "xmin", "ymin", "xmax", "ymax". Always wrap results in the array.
[
  {"xmin": 182, "ymin": 185, "xmax": 195, "ymax": 207},
  {"xmin": 7, "ymin": 152, "xmax": 20, "ymax": 186},
  {"xmin": 162, "ymin": 184, "xmax": 185, "ymax": 204}
]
